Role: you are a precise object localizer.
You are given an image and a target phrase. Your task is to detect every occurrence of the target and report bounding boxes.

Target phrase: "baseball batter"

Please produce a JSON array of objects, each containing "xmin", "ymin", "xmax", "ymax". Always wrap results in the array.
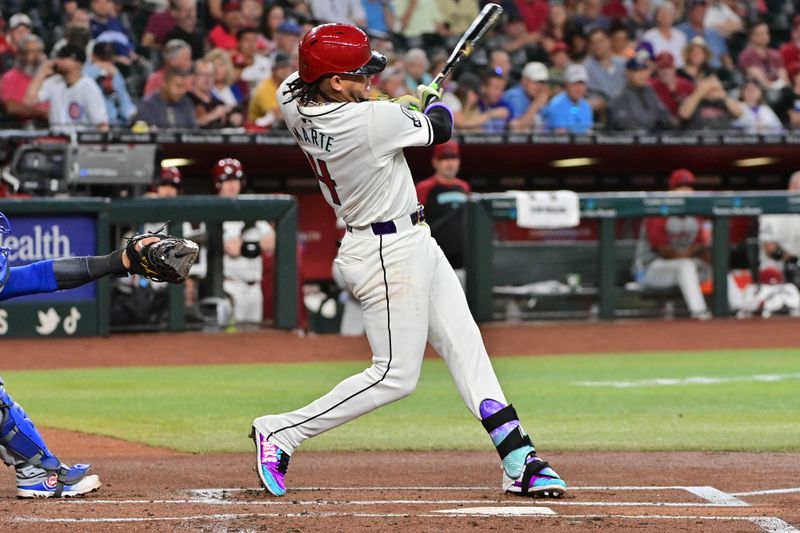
[
  {"xmin": 0, "ymin": 212, "xmax": 196, "ymax": 498},
  {"xmin": 252, "ymin": 23, "xmax": 566, "ymax": 499}
]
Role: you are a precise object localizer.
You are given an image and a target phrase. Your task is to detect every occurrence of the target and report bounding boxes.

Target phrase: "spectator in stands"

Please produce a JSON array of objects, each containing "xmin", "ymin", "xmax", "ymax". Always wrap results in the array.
[
  {"xmin": 438, "ymin": 0, "xmax": 479, "ymax": 35},
  {"xmin": 51, "ymin": 9, "xmax": 93, "ymax": 61},
  {"xmin": 394, "ymin": 0, "xmax": 443, "ymax": 38},
  {"xmin": 478, "ymin": 69, "xmax": 512, "ymax": 133},
  {"xmin": 548, "ymin": 41, "xmax": 571, "ymax": 87},
  {"xmin": 498, "ymin": 15, "xmax": 541, "ymax": 76},
  {"xmin": 738, "ymin": 21, "xmax": 788, "ymax": 91},
  {"xmin": 24, "ymin": 44, "xmax": 108, "ymax": 132},
  {"xmin": 142, "ymin": 0, "xmax": 190, "ymax": 49},
  {"xmin": 308, "ymin": 0, "xmax": 366, "ymax": 26},
  {"xmin": 634, "ymin": 168, "xmax": 712, "ymax": 320},
  {"xmin": 642, "ymin": 1, "xmax": 688, "ymax": 68},
  {"xmin": 703, "ymin": 0, "xmax": 742, "ymax": 39},
  {"xmin": 260, "ymin": 4, "xmax": 285, "ymax": 53},
  {"xmin": 732, "ymin": 79, "xmax": 783, "ymax": 134},
  {"xmin": 650, "ymin": 51, "xmax": 694, "ymax": 117},
  {"xmin": 609, "ymin": 19, "xmax": 635, "ymax": 61},
  {"xmin": 209, "ymin": 0, "xmax": 244, "ymax": 51},
  {"xmin": 541, "ymin": 63, "xmax": 593, "ymax": 133},
  {"xmin": 362, "ymin": 0, "xmax": 396, "ymax": 33},
  {"xmin": 489, "ymin": 49, "xmax": 514, "ymax": 82},
  {"xmin": 608, "ymin": 50, "xmax": 676, "ymax": 131},
  {"xmin": 241, "ymin": 0, "xmax": 265, "ymax": 32},
  {"xmin": 237, "ymin": 28, "xmax": 270, "ymax": 88},
  {"xmin": 1, "ymin": 14, "xmax": 33, "ymax": 74},
  {"xmin": 677, "ymin": 35, "xmax": 714, "ymax": 84},
  {"xmin": 515, "ymin": 0, "xmax": 549, "ymax": 34},
  {"xmin": 206, "ymin": 48, "xmax": 239, "ymax": 107},
  {"xmin": 164, "ymin": 0, "xmax": 204, "ymax": 59},
  {"xmin": 572, "ymin": 0, "xmax": 610, "ymax": 32},
  {"xmin": 759, "ymin": 171, "xmax": 800, "ymax": 288},
  {"xmin": 272, "ymin": 21, "xmax": 302, "ymax": 57},
  {"xmin": 134, "ymin": 68, "xmax": 196, "ymax": 129},
  {"xmin": 374, "ymin": 65, "xmax": 406, "ymax": 98},
  {"xmin": 542, "ymin": 2, "xmax": 568, "ymax": 51},
  {"xmin": 584, "ymin": 28, "xmax": 626, "ymax": 118},
  {"xmin": 677, "ymin": 0, "xmax": 729, "ymax": 70},
  {"xmin": 248, "ymin": 52, "xmax": 293, "ymax": 128},
  {"xmin": 84, "ymin": 41, "xmax": 137, "ymax": 127},
  {"xmin": 415, "ymin": 140, "xmax": 471, "ymax": 284},
  {"xmin": 502, "ymin": 61, "xmax": 551, "ymax": 131},
  {"xmin": 678, "ymin": 74, "xmax": 742, "ymax": 129},
  {"xmin": 404, "ymin": 48, "xmax": 432, "ymax": 94},
  {"xmin": 626, "ymin": 0, "xmax": 653, "ymax": 41},
  {"xmin": 89, "ymin": 0, "xmax": 136, "ymax": 60},
  {"xmin": 0, "ymin": 34, "xmax": 48, "ymax": 126},
  {"xmin": 772, "ymin": 63, "xmax": 800, "ymax": 128},
  {"xmin": 190, "ymin": 58, "xmax": 242, "ymax": 128},
  {"xmin": 779, "ymin": 16, "xmax": 800, "ymax": 70},
  {"xmin": 446, "ymin": 73, "xmax": 509, "ymax": 131},
  {"xmin": 144, "ymin": 39, "xmax": 192, "ymax": 97}
]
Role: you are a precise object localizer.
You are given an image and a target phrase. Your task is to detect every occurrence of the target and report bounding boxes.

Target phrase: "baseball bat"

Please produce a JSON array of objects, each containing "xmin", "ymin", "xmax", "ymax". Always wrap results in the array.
[{"xmin": 431, "ymin": 3, "xmax": 504, "ymax": 89}]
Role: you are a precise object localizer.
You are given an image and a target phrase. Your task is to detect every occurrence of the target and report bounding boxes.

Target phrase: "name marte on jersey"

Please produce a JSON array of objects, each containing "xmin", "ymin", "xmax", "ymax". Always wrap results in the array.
[{"xmin": 292, "ymin": 126, "xmax": 334, "ymax": 153}]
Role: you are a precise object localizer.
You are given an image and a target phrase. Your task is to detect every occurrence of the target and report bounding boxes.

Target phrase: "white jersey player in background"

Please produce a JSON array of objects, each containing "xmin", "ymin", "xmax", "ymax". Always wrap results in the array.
[{"xmin": 252, "ymin": 23, "xmax": 566, "ymax": 499}]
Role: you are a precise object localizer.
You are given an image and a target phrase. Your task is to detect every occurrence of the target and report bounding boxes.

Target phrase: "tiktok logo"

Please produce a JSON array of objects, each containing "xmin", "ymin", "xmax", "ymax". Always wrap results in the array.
[{"xmin": 34, "ymin": 307, "xmax": 82, "ymax": 336}]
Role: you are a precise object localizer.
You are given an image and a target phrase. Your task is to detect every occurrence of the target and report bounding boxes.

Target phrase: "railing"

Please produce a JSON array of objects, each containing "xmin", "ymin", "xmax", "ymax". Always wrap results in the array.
[{"xmin": 465, "ymin": 191, "xmax": 800, "ymax": 321}]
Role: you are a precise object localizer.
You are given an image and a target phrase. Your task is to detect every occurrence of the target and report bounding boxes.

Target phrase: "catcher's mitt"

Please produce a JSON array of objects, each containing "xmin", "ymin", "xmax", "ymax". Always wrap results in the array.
[{"xmin": 125, "ymin": 233, "xmax": 199, "ymax": 283}]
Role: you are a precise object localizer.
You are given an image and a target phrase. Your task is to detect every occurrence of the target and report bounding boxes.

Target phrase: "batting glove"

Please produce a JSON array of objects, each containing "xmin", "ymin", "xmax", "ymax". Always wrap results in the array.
[
  {"xmin": 416, "ymin": 83, "xmax": 443, "ymax": 109},
  {"xmin": 392, "ymin": 94, "xmax": 422, "ymax": 111}
]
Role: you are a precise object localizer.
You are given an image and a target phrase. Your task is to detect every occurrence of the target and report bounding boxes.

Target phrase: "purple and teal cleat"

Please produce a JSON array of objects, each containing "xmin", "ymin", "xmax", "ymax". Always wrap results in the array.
[
  {"xmin": 251, "ymin": 426, "xmax": 290, "ymax": 497},
  {"xmin": 480, "ymin": 399, "xmax": 566, "ymax": 498}
]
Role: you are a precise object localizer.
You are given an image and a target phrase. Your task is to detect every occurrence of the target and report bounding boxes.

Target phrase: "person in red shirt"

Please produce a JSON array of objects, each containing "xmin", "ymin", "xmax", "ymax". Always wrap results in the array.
[
  {"xmin": 142, "ymin": 0, "xmax": 194, "ymax": 49},
  {"xmin": 650, "ymin": 52, "xmax": 694, "ymax": 116},
  {"xmin": 514, "ymin": 0, "xmax": 549, "ymax": 34},
  {"xmin": 633, "ymin": 169, "xmax": 712, "ymax": 319},
  {"xmin": 737, "ymin": 21, "xmax": 788, "ymax": 90},
  {"xmin": 779, "ymin": 15, "xmax": 800, "ymax": 71},
  {"xmin": 209, "ymin": 0, "xmax": 243, "ymax": 51},
  {"xmin": 415, "ymin": 141, "xmax": 472, "ymax": 281},
  {"xmin": 0, "ymin": 34, "xmax": 48, "ymax": 125}
]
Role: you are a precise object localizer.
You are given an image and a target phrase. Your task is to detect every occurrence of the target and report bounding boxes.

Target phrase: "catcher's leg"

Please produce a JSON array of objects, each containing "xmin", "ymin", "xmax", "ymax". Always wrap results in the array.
[
  {"xmin": 0, "ymin": 378, "xmax": 101, "ymax": 498},
  {"xmin": 425, "ymin": 245, "xmax": 566, "ymax": 498}
]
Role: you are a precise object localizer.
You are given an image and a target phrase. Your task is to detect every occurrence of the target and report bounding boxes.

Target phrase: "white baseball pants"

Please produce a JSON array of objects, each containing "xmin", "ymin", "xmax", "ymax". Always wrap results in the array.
[
  {"xmin": 254, "ymin": 223, "xmax": 507, "ymax": 454},
  {"xmin": 643, "ymin": 258, "xmax": 711, "ymax": 315}
]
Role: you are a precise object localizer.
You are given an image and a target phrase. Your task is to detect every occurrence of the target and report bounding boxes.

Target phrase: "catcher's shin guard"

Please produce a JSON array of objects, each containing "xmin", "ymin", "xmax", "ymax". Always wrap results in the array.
[
  {"xmin": 480, "ymin": 399, "xmax": 566, "ymax": 498},
  {"xmin": 0, "ymin": 379, "xmax": 61, "ymax": 472}
]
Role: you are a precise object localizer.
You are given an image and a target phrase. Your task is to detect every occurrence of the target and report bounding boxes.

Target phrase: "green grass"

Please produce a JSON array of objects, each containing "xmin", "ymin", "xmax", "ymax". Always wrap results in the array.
[{"xmin": 3, "ymin": 348, "xmax": 800, "ymax": 453}]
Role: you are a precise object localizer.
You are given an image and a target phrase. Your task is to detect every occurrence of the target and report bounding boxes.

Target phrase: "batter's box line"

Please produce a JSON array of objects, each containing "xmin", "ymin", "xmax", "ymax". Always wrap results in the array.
[
  {"xmin": 186, "ymin": 485, "xmax": 749, "ymax": 507},
  {"xmin": 12, "ymin": 513, "xmax": 800, "ymax": 533}
]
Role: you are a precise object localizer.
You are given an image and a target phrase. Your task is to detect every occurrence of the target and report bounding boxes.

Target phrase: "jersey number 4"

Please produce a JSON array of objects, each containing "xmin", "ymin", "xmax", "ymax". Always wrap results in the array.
[{"xmin": 305, "ymin": 153, "xmax": 341, "ymax": 206}]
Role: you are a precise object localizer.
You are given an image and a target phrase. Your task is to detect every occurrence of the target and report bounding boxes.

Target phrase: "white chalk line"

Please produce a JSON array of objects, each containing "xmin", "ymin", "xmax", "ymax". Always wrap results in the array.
[
  {"xmin": 13, "ymin": 512, "xmax": 800, "ymax": 532},
  {"xmin": 573, "ymin": 373, "xmax": 800, "ymax": 388},
  {"xmin": 732, "ymin": 487, "xmax": 800, "ymax": 497}
]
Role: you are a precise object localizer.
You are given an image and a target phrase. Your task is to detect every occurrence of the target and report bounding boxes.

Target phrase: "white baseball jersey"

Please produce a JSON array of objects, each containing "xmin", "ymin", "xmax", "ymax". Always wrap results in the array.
[
  {"xmin": 759, "ymin": 213, "xmax": 800, "ymax": 268},
  {"xmin": 279, "ymin": 72, "xmax": 434, "ymax": 228},
  {"xmin": 38, "ymin": 75, "xmax": 109, "ymax": 132}
]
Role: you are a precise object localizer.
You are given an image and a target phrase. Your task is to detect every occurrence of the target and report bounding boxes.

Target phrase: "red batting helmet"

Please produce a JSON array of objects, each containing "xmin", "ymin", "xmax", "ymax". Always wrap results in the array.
[
  {"xmin": 298, "ymin": 23, "xmax": 387, "ymax": 83},
  {"xmin": 159, "ymin": 166, "xmax": 183, "ymax": 188},
  {"xmin": 212, "ymin": 158, "xmax": 245, "ymax": 190}
]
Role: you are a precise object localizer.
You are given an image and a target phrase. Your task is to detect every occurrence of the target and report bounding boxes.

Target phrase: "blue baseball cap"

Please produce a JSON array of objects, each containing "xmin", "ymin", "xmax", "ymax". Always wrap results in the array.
[{"xmin": 277, "ymin": 21, "xmax": 302, "ymax": 35}]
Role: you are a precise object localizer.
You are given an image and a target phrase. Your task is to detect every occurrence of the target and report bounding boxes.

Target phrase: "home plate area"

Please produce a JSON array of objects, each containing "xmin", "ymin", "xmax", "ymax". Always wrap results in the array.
[{"xmin": 10, "ymin": 485, "xmax": 800, "ymax": 532}]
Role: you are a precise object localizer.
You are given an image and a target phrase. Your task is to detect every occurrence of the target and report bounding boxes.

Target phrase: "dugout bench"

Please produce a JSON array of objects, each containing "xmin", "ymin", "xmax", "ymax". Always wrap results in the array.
[{"xmin": 465, "ymin": 191, "xmax": 799, "ymax": 322}]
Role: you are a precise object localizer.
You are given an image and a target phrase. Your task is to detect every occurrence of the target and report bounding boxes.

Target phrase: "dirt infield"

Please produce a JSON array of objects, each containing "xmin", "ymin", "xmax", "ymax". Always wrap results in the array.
[{"xmin": 1, "ymin": 319, "xmax": 798, "ymax": 531}]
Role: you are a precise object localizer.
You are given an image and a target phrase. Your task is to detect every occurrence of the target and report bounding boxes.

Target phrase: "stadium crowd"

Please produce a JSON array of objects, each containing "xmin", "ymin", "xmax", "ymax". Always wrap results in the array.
[{"xmin": 0, "ymin": 0, "xmax": 800, "ymax": 134}]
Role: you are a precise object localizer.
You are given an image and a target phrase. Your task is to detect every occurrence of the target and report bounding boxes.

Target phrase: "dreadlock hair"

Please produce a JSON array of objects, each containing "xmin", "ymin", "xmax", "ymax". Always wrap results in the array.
[{"xmin": 283, "ymin": 77, "xmax": 323, "ymax": 105}]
